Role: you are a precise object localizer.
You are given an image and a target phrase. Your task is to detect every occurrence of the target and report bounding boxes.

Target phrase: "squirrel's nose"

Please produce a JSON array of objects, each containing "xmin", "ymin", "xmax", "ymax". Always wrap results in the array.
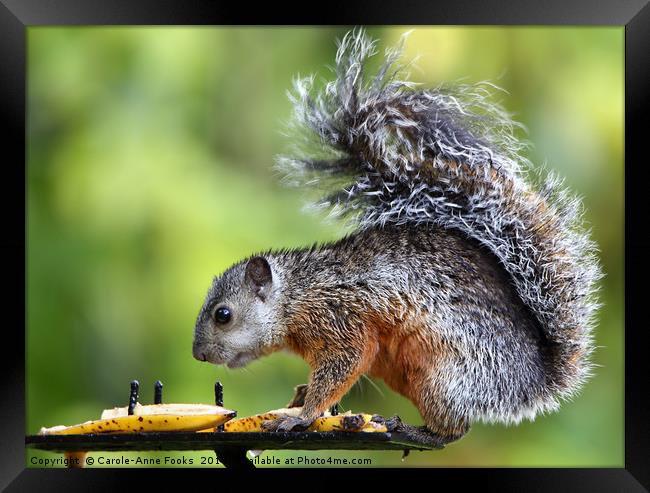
[{"xmin": 192, "ymin": 342, "xmax": 207, "ymax": 362}]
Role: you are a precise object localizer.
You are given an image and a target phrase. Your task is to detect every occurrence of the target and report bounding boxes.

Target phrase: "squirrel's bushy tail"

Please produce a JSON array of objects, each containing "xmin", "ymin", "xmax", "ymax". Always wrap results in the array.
[{"xmin": 276, "ymin": 29, "xmax": 602, "ymax": 402}]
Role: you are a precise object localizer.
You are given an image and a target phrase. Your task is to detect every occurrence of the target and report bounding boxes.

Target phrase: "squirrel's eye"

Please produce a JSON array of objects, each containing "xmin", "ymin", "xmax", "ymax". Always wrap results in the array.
[{"xmin": 214, "ymin": 307, "xmax": 232, "ymax": 324}]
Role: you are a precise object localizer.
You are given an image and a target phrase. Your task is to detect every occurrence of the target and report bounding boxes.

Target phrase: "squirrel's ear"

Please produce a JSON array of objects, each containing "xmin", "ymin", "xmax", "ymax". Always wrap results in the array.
[{"xmin": 245, "ymin": 256, "xmax": 273, "ymax": 300}]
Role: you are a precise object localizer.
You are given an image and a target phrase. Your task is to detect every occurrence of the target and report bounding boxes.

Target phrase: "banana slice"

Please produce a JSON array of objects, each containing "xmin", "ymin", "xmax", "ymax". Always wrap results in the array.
[
  {"xmin": 39, "ymin": 404, "xmax": 236, "ymax": 435},
  {"xmin": 64, "ymin": 451, "xmax": 87, "ymax": 468},
  {"xmin": 221, "ymin": 407, "xmax": 302, "ymax": 432},
  {"xmin": 308, "ymin": 413, "xmax": 387, "ymax": 432},
  {"xmin": 221, "ymin": 407, "xmax": 387, "ymax": 433},
  {"xmin": 99, "ymin": 403, "xmax": 231, "ymax": 419}
]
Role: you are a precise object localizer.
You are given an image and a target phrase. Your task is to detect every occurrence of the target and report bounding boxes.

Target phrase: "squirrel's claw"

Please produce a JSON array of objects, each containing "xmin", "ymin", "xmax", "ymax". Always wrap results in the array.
[
  {"xmin": 373, "ymin": 415, "xmax": 449, "ymax": 449},
  {"xmin": 261, "ymin": 415, "xmax": 313, "ymax": 432},
  {"xmin": 376, "ymin": 414, "xmax": 403, "ymax": 432}
]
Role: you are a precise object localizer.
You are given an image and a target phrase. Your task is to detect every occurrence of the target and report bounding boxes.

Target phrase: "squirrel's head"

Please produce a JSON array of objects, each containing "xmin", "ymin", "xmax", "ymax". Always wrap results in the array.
[{"xmin": 192, "ymin": 255, "xmax": 286, "ymax": 369}]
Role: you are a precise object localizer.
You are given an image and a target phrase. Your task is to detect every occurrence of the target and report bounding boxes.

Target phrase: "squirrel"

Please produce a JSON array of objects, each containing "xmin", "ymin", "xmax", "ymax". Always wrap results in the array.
[{"xmin": 192, "ymin": 29, "xmax": 602, "ymax": 447}]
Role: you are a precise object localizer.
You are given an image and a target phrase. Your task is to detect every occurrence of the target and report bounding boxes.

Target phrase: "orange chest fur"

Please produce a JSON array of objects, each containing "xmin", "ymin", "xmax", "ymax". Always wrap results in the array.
[{"xmin": 367, "ymin": 313, "xmax": 440, "ymax": 402}]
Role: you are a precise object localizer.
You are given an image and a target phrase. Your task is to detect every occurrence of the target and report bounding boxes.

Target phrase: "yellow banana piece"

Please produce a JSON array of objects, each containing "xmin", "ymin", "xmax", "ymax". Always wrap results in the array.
[
  {"xmin": 221, "ymin": 407, "xmax": 387, "ymax": 433},
  {"xmin": 308, "ymin": 413, "xmax": 387, "ymax": 433},
  {"xmin": 39, "ymin": 404, "xmax": 236, "ymax": 435},
  {"xmin": 221, "ymin": 407, "xmax": 302, "ymax": 432},
  {"xmin": 64, "ymin": 451, "xmax": 87, "ymax": 468}
]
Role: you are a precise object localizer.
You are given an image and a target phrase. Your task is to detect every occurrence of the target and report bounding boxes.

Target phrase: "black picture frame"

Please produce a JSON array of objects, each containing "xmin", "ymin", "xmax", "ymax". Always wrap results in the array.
[{"xmin": 2, "ymin": 0, "xmax": 647, "ymax": 490}]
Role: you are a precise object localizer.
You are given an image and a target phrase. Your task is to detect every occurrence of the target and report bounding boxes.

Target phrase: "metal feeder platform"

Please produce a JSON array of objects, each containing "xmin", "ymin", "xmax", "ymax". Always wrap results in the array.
[{"xmin": 26, "ymin": 380, "xmax": 437, "ymax": 468}]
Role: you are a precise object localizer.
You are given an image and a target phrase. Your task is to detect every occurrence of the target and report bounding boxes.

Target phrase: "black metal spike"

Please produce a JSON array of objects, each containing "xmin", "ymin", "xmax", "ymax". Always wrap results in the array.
[
  {"xmin": 128, "ymin": 380, "xmax": 139, "ymax": 415},
  {"xmin": 214, "ymin": 381, "xmax": 223, "ymax": 406},
  {"xmin": 215, "ymin": 381, "xmax": 224, "ymax": 432},
  {"xmin": 154, "ymin": 380, "xmax": 163, "ymax": 404}
]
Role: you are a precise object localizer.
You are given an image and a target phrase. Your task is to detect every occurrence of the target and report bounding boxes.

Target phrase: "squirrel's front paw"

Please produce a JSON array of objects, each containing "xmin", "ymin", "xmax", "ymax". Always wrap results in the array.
[{"xmin": 262, "ymin": 415, "xmax": 313, "ymax": 432}]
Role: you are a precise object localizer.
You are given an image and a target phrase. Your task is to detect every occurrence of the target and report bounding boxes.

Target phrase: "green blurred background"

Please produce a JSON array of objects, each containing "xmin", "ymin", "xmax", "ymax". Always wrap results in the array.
[{"xmin": 26, "ymin": 27, "xmax": 623, "ymax": 467}]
